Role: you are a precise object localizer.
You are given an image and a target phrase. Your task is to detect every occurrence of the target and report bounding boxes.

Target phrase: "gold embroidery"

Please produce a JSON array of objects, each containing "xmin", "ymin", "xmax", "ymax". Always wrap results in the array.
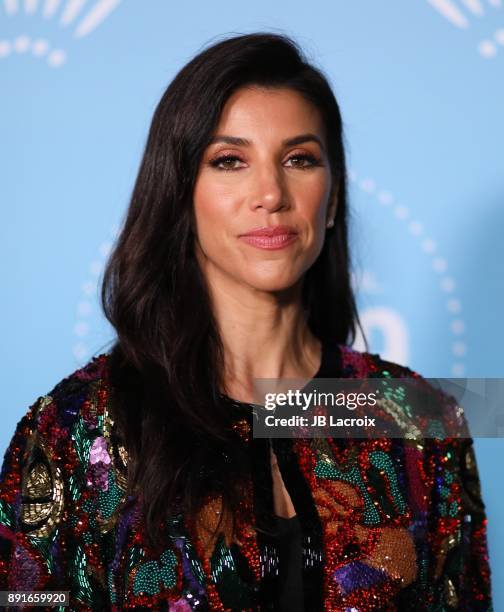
[
  {"xmin": 21, "ymin": 457, "xmax": 64, "ymax": 538},
  {"xmin": 444, "ymin": 576, "xmax": 459, "ymax": 608}
]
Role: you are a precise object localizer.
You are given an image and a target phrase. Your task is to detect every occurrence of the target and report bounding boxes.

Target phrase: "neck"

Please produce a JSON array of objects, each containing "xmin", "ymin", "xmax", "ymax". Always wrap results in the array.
[{"xmin": 207, "ymin": 277, "xmax": 321, "ymax": 403}]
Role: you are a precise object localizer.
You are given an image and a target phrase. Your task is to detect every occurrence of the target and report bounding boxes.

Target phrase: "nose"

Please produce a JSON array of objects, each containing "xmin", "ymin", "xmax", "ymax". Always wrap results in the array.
[{"xmin": 248, "ymin": 166, "xmax": 290, "ymax": 213}]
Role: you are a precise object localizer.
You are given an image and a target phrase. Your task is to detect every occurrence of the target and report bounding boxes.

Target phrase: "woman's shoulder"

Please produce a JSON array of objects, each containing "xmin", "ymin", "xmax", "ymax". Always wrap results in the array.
[
  {"xmin": 1, "ymin": 349, "xmax": 127, "ymax": 512},
  {"xmin": 44, "ymin": 352, "xmax": 111, "ymax": 403},
  {"xmin": 2, "ymin": 353, "xmax": 114, "ymax": 479},
  {"xmin": 337, "ymin": 343, "xmax": 467, "ymax": 437},
  {"xmin": 0, "ymin": 353, "xmax": 129, "ymax": 596},
  {"xmin": 25, "ymin": 352, "xmax": 111, "ymax": 434},
  {"xmin": 338, "ymin": 342, "xmax": 421, "ymax": 379},
  {"xmin": 338, "ymin": 342, "xmax": 447, "ymax": 395}
]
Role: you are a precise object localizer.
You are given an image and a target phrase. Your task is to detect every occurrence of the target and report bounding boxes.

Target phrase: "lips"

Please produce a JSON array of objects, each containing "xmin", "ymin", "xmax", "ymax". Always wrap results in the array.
[
  {"xmin": 238, "ymin": 225, "xmax": 298, "ymax": 251},
  {"xmin": 240, "ymin": 225, "xmax": 297, "ymax": 238}
]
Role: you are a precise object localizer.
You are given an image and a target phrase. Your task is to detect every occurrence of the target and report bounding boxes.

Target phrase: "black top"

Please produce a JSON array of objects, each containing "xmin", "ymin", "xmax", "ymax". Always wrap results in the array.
[
  {"xmin": 220, "ymin": 338, "xmax": 342, "ymax": 611},
  {"xmin": 272, "ymin": 513, "xmax": 304, "ymax": 611},
  {"xmin": 271, "ymin": 338, "xmax": 340, "ymax": 611}
]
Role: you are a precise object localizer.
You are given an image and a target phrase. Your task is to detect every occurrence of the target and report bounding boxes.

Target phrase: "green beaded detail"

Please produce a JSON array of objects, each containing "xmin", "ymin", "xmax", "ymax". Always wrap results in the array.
[
  {"xmin": 98, "ymin": 470, "xmax": 124, "ymax": 521},
  {"xmin": 369, "ymin": 450, "xmax": 407, "ymax": 515},
  {"xmin": 71, "ymin": 416, "xmax": 94, "ymax": 467},
  {"xmin": 107, "ymin": 564, "xmax": 117, "ymax": 604},
  {"xmin": 133, "ymin": 561, "xmax": 160, "ymax": 596},
  {"xmin": 211, "ymin": 535, "xmax": 236, "ymax": 584},
  {"xmin": 67, "ymin": 474, "xmax": 81, "ymax": 502},
  {"xmin": 81, "ymin": 498, "xmax": 98, "ymax": 532},
  {"xmin": 159, "ymin": 549, "xmax": 178, "ymax": 589},
  {"xmin": 166, "ymin": 514, "xmax": 207, "ymax": 587},
  {"xmin": 132, "ymin": 548, "xmax": 178, "ymax": 596},
  {"xmin": 418, "ymin": 555, "xmax": 429, "ymax": 585},
  {"xmin": 426, "ymin": 419, "xmax": 446, "ymax": 439},
  {"xmin": 27, "ymin": 532, "xmax": 58, "ymax": 574},
  {"xmin": 448, "ymin": 501, "xmax": 459, "ymax": 517},
  {"xmin": 73, "ymin": 545, "xmax": 93, "ymax": 605},
  {"xmin": 174, "ymin": 537, "xmax": 206, "ymax": 587},
  {"xmin": 315, "ymin": 448, "xmax": 406, "ymax": 523},
  {"xmin": 315, "ymin": 458, "xmax": 381, "ymax": 524},
  {"xmin": 211, "ymin": 534, "xmax": 254, "ymax": 609},
  {"xmin": 126, "ymin": 545, "xmax": 145, "ymax": 593},
  {"xmin": 0, "ymin": 499, "xmax": 14, "ymax": 529},
  {"xmin": 379, "ymin": 380, "xmax": 414, "ymax": 420}
]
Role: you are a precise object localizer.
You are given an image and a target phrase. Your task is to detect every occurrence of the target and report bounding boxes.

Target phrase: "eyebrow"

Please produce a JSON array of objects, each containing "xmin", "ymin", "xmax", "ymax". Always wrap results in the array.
[{"xmin": 208, "ymin": 133, "xmax": 325, "ymax": 150}]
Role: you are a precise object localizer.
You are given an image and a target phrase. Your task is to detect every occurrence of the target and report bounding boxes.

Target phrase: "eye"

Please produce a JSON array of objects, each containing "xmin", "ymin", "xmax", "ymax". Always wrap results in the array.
[
  {"xmin": 209, "ymin": 154, "xmax": 244, "ymax": 171},
  {"xmin": 207, "ymin": 152, "xmax": 323, "ymax": 172},
  {"xmin": 285, "ymin": 153, "xmax": 321, "ymax": 169}
]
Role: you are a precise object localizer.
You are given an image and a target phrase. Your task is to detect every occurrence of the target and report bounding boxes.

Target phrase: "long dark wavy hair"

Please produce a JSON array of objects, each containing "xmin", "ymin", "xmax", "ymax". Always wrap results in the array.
[{"xmin": 100, "ymin": 31, "xmax": 367, "ymax": 550}]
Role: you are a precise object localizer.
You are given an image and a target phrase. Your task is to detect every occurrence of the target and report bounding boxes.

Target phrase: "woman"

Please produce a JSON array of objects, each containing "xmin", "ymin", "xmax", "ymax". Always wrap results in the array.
[{"xmin": 0, "ymin": 32, "xmax": 492, "ymax": 611}]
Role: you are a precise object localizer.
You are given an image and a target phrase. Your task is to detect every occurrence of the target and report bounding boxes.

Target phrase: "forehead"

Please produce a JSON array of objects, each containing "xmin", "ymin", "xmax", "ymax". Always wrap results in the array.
[{"xmin": 214, "ymin": 86, "xmax": 325, "ymax": 137}]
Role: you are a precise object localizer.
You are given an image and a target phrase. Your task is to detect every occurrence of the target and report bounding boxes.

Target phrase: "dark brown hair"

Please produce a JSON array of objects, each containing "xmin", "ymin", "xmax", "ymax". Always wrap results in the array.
[{"xmin": 100, "ymin": 31, "xmax": 367, "ymax": 549}]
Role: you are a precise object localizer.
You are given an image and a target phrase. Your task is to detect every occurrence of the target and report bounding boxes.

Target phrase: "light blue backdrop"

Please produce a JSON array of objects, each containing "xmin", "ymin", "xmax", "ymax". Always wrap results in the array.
[{"xmin": 1, "ymin": 0, "xmax": 503, "ymax": 606}]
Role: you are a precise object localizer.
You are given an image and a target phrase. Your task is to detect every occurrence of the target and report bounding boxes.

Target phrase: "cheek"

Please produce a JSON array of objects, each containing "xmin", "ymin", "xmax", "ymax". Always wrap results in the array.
[
  {"xmin": 297, "ymin": 178, "xmax": 330, "ymax": 220},
  {"xmin": 193, "ymin": 184, "xmax": 236, "ymax": 257},
  {"xmin": 194, "ymin": 176, "xmax": 222, "ymax": 227},
  {"xmin": 302, "ymin": 195, "xmax": 329, "ymax": 242},
  {"xmin": 299, "ymin": 201, "xmax": 330, "ymax": 267},
  {"xmin": 194, "ymin": 199, "xmax": 220, "ymax": 235}
]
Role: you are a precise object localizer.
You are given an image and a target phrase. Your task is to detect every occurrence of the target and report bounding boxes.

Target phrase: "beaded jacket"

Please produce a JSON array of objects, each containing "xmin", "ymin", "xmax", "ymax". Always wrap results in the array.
[{"xmin": 0, "ymin": 343, "xmax": 493, "ymax": 611}]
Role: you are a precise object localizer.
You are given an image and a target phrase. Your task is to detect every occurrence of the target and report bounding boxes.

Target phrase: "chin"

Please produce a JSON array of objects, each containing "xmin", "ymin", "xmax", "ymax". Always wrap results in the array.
[{"xmin": 244, "ymin": 273, "xmax": 301, "ymax": 294}]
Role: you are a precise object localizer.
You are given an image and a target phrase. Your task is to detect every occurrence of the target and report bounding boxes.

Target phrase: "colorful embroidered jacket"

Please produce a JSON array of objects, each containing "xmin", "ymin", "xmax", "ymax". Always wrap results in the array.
[{"xmin": 0, "ymin": 343, "xmax": 493, "ymax": 611}]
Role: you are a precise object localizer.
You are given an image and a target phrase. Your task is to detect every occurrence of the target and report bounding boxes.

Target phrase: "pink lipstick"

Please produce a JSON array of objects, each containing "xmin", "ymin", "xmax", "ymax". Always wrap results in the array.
[{"xmin": 239, "ymin": 225, "xmax": 298, "ymax": 250}]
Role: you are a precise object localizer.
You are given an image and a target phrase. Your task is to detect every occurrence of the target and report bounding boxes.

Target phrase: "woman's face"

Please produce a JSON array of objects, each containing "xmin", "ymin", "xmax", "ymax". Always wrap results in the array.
[{"xmin": 193, "ymin": 86, "xmax": 337, "ymax": 295}]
